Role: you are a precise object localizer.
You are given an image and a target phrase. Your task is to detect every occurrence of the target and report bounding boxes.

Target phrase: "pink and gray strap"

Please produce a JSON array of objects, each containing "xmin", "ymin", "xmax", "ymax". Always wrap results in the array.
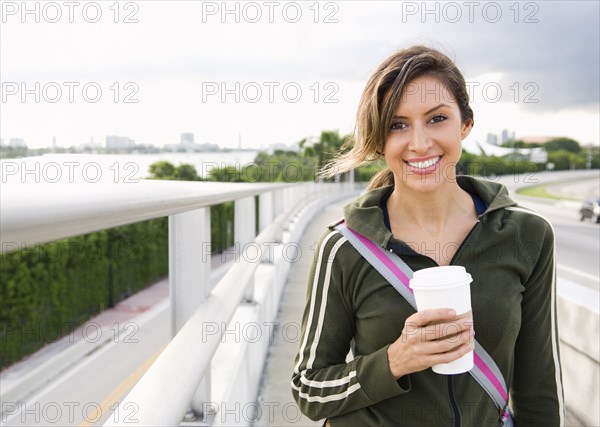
[{"xmin": 334, "ymin": 221, "xmax": 514, "ymax": 426}]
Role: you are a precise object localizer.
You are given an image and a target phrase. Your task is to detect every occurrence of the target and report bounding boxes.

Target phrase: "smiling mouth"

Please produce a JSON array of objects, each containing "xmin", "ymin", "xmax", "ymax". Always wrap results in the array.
[{"xmin": 404, "ymin": 156, "xmax": 442, "ymax": 169}]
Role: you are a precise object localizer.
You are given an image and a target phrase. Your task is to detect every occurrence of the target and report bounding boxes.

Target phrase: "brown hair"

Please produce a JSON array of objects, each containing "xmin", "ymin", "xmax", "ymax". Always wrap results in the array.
[{"xmin": 319, "ymin": 45, "xmax": 474, "ymax": 190}]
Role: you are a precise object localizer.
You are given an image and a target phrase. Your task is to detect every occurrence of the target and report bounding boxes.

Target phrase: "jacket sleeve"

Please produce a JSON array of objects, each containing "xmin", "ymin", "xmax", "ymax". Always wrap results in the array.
[
  {"xmin": 291, "ymin": 229, "xmax": 410, "ymax": 422},
  {"xmin": 511, "ymin": 216, "xmax": 565, "ymax": 426}
]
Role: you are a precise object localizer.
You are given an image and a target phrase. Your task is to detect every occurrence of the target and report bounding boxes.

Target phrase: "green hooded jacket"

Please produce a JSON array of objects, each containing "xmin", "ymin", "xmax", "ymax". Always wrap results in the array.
[{"xmin": 291, "ymin": 175, "xmax": 565, "ymax": 426}]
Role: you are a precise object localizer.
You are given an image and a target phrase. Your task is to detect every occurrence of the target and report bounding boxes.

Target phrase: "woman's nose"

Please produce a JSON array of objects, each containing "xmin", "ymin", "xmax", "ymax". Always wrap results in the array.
[{"xmin": 408, "ymin": 125, "xmax": 432, "ymax": 153}]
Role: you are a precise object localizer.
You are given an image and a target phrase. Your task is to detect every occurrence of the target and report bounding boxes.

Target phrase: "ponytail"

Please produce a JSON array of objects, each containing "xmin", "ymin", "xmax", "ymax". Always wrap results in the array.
[{"xmin": 367, "ymin": 168, "xmax": 394, "ymax": 191}]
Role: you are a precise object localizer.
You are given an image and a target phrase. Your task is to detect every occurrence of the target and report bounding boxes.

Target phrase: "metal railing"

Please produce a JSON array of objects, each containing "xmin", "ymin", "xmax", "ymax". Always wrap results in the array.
[{"xmin": 0, "ymin": 178, "xmax": 359, "ymax": 426}]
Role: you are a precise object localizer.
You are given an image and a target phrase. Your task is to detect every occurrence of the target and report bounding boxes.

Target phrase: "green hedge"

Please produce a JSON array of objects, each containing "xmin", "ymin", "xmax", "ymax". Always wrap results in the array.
[
  {"xmin": 0, "ymin": 218, "xmax": 168, "ymax": 369},
  {"xmin": 210, "ymin": 202, "xmax": 235, "ymax": 254}
]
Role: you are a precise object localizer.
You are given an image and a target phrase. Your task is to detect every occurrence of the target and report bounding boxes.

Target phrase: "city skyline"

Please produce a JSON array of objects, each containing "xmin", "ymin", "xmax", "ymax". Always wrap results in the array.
[{"xmin": 2, "ymin": 127, "xmax": 594, "ymax": 153}]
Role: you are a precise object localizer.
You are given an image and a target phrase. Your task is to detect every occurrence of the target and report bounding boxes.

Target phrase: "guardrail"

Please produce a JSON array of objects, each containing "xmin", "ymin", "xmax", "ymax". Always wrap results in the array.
[
  {"xmin": 0, "ymin": 178, "xmax": 359, "ymax": 426},
  {"xmin": 556, "ymin": 279, "xmax": 600, "ymax": 426}
]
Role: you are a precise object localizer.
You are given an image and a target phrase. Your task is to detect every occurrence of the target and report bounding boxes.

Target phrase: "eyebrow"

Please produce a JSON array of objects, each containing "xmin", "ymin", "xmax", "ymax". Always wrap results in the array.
[{"xmin": 393, "ymin": 103, "xmax": 450, "ymax": 119}]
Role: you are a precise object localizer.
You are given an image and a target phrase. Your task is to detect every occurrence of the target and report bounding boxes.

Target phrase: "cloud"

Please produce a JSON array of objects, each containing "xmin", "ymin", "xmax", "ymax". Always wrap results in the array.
[
  {"xmin": 1, "ymin": 0, "xmax": 598, "ymax": 147},
  {"xmin": 429, "ymin": 1, "xmax": 599, "ymax": 111}
]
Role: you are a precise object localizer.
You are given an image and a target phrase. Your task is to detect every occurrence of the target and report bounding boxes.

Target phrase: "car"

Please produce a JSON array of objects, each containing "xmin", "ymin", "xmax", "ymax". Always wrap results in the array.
[{"xmin": 579, "ymin": 198, "xmax": 600, "ymax": 223}]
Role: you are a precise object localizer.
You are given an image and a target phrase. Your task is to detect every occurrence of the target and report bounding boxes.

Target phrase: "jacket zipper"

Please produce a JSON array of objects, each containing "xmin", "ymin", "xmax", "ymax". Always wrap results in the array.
[
  {"xmin": 449, "ymin": 220, "xmax": 480, "ymax": 266},
  {"xmin": 448, "ymin": 376, "xmax": 461, "ymax": 427},
  {"xmin": 398, "ymin": 221, "xmax": 481, "ymax": 267},
  {"xmin": 446, "ymin": 223, "xmax": 480, "ymax": 426},
  {"xmin": 386, "ymin": 211, "xmax": 479, "ymax": 426}
]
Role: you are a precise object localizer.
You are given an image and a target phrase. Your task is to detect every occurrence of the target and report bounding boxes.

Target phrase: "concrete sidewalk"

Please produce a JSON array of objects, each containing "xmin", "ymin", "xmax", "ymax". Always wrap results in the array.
[{"xmin": 255, "ymin": 198, "xmax": 352, "ymax": 427}]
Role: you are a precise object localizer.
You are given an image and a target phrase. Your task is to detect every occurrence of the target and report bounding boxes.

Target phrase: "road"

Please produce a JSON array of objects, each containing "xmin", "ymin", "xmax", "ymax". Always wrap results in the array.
[
  {"xmin": 495, "ymin": 170, "xmax": 600, "ymax": 291},
  {"xmin": 1, "ymin": 262, "xmax": 233, "ymax": 427},
  {"xmin": 512, "ymin": 196, "xmax": 600, "ymax": 290},
  {"xmin": 1, "ymin": 171, "xmax": 598, "ymax": 426},
  {"xmin": 546, "ymin": 178, "xmax": 599, "ymax": 201},
  {"xmin": 1, "ymin": 303, "xmax": 171, "ymax": 426}
]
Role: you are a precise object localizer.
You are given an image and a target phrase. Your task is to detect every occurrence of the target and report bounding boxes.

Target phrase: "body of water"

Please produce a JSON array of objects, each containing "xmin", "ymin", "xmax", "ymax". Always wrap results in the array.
[{"xmin": 1, "ymin": 151, "xmax": 261, "ymax": 184}]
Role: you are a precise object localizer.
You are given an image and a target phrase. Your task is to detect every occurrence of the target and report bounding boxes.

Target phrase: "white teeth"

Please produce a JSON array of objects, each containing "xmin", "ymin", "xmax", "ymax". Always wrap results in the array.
[{"xmin": 407, "ymin": 156, "xmax": 440, "ymax": 169}]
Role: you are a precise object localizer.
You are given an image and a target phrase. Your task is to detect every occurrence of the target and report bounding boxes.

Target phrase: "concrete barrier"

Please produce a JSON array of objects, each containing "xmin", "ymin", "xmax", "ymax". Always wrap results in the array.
[
  {"xmin": 193, "ymin": 191, "xmax": 359, "ymax": 426},
  {"xmin": 557, "ymin": 278, "xmax": 600, "ymax": 426}
]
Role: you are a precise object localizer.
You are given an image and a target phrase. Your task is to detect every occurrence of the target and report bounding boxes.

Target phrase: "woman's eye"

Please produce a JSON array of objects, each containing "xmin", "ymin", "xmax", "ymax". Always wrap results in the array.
[
  {"xmin": 430, "ymin": 114, "xmax": 447, "ymax": 124},
  {"xmin": 390, "ymin": 121, "xmax": 407, "ymax": 130}
]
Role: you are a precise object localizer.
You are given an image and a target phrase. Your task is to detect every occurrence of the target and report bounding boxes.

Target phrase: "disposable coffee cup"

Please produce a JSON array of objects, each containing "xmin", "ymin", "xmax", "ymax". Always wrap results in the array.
[{"xmin": 409, "ymin": 266, "xmax": 474, "ymax": 374}]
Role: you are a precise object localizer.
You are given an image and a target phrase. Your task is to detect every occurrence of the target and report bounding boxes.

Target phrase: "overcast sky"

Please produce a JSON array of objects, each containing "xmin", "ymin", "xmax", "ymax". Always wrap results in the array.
[{"xmin": 1, "ymin": 0, "xmax": 599, "ymax": 149}]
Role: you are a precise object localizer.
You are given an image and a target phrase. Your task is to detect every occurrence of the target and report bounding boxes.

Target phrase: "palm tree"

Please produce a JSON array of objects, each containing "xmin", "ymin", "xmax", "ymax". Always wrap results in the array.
[{"xmin": 300, "ymin": 130, "xmax": 352, "ymax": 181}]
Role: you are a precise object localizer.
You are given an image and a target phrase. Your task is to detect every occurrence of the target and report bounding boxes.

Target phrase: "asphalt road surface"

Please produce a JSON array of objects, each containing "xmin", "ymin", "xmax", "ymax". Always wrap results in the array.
[
  {"xmin": 496, "ymin": 170, "xmax": 600, "ymax": 291},
  {"xmin": 513, "ymin": 196, "xmax": 600, "ymax": 290},
  {"xmin": 2, "ymin": 302, "xmax": 170, "ymax": 427}
]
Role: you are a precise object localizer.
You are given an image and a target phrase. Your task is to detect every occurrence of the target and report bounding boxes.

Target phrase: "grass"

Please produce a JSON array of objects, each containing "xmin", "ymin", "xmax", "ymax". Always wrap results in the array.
[
  {"xmin": 517, "ymin": 184, "xmax": 562, "ymax": 200},
  {"xmin": 517, "ymin": 184, "xmax": 581, "ymax": 201}
]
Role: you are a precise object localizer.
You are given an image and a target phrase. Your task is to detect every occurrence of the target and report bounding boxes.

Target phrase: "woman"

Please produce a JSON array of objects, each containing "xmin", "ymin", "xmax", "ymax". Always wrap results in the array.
[{"xmin": 291, "ymin": 45, "xmax": 564, "ymax": 426}]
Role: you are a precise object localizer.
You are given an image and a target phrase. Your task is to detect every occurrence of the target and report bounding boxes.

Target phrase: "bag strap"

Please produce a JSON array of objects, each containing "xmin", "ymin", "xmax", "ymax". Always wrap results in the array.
[{"xmin": 334, "ymin": 221, "xmax": 510, "ymax": 413}]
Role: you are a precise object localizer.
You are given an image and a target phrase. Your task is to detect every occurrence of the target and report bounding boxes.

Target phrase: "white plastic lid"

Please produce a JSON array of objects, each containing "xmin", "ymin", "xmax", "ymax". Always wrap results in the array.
[{"xmin": 409, "ymin": 265, "xmax": 472, "ymax": 290}]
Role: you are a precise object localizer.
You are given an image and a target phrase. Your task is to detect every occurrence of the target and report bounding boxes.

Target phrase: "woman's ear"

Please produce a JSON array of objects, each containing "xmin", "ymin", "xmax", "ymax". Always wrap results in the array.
[{"xmin": 460, "ymin": 119, "xmax": 473, "ymax": 140}]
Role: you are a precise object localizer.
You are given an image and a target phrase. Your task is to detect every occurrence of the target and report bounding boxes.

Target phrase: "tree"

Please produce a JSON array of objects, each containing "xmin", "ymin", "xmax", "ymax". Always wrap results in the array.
[
  {"xmin": 544, "ymin": 137, "xmax": 581, "ymax": 153},
  {"xmin": 300, "ymin": 130, "xmax": 349, "ymax": 169},
  {"xmin": 173, "ymin": 164, "xmax": 199, "ymax": 181},
  {"xmin": 148, "ymin": 161, "xmax": 199, "ymax": 181},
  {"xmin": 148, "ymin": 161, "xmax": 176, "ymax": 179},
  {"xmin": 500, "ymin": 140, "xmax": 540, "ymax": 149},
  {"xmin": 208, "ymin": 166, "xmax": 245, "ymax": 182}
]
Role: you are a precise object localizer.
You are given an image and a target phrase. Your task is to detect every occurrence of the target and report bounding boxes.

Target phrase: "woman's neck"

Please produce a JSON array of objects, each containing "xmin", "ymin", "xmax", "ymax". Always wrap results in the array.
[{"xmin": 387, "ymin": 180, "xmax": 476, "ymax": 234}]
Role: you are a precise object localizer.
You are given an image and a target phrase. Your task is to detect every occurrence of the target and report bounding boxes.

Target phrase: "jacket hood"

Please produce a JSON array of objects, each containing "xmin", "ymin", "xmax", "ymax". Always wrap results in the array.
[{"xmin": 341, "ymin": 175, "xmax": 518, "ymax": 248}]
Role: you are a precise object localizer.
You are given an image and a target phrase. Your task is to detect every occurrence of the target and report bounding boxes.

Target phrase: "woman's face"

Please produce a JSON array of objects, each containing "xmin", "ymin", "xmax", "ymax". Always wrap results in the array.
[{"xmin": 383, "ymin": 74, "xmax": 472, "ymax": 193}]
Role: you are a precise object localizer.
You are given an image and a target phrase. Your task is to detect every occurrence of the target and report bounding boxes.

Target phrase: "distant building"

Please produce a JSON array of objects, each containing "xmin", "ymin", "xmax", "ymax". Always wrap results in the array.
[
  {"xmin": 196, "ymin": 143, "xmax": 219, "ymax": 151},
  {"xmin": 180, "ymin": 133, "xmax": 195, "ymax": 146},
  {"xmin": 9, "ymin": 138, "xmax": 26, "ymax": 148},
  {"xmin": 501, "ymin": 129, "xmax": 509, "ymax": 144},
  {"xmin": 486, "ymin": 133, "xmax": 498, "ymax": 145},
  {"xmin": 463, "ymin": 139, "xmax": 548, "ymax": 164},
  {"xmin": 164, "ymin": 133, "xmax": 220, "ymax": 152},
  {"xmin": 529, "ymin": 147, "xmax": 548, "ymax": 163},
  {"xmin": 106, "ymin": 135, "xmax": 135, "ymax": 150},
  {"xmin": 82, "ymin": 137, "xmax": 102, "ymax": 150},
  {"xmin": 520, "ymin": 136, "xmax": 555, "ymax": 145},
  {"xmin": 0, "ymin": 138, "xmax": 5, "ymax": 147}
]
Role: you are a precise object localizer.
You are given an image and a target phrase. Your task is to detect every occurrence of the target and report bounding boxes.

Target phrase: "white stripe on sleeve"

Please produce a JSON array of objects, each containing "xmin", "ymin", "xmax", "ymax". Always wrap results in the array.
[{"xmin": 506, "ymin": 206, "xmax": 565, "ymax": 425}]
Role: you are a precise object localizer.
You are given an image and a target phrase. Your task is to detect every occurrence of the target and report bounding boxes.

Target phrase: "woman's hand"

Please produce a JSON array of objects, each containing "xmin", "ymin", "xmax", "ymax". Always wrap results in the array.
[{"xmin": 387, "ymin": 308, "xmax": 474, "ymax": 379}]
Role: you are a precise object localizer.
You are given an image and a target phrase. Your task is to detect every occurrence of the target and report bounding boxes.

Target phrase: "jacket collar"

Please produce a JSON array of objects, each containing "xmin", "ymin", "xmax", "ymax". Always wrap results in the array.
[{"xmin": 341, "ymin": 175, "xmax": 518, "ymax": 248}]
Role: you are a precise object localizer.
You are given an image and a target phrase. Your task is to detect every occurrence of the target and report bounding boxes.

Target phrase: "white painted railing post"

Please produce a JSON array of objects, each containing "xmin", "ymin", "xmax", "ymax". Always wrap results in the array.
[
  {"xmin": 274, "ymin": 189, "xmax": 284, "ymax": 217},
  {"xmin": 306, "ymin": 182, "xmax": 313, "ymax": 202},
  {"xmin": 168, "ymin": 207, "xmax": 212, "ymax": 422},
  {"xmin": 284, "ymin": 187, "xmax": 292, "ymax": 209},
  {"xmin": 235, "ymin": 196, "xmax": 256, "ymax": 302},
  {"xmin": 169, "ymin": 207, "xmax": 211, "ymax": 335},
  {"xmin": 259, "ymin": 192, "xmax": 274, "ymax": 233},
  {"xmin": 295, "ymin": 185, "xmax": 301, "ymax": 205}
]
